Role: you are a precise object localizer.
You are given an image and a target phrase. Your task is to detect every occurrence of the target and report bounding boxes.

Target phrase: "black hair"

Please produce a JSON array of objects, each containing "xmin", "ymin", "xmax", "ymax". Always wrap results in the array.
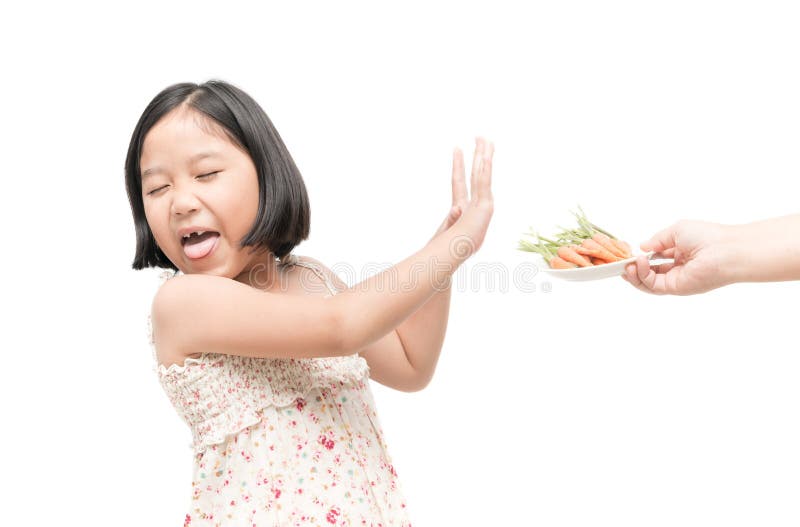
[{"xmin": 125, "ymin": 79, "xmax": 310, "ymax": 271}]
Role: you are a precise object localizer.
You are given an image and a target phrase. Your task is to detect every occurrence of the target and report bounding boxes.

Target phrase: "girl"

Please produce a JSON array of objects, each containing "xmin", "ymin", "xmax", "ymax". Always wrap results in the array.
[{"xmin": 126, "ymin": 79, "xmax": 494, "ymax": 526}]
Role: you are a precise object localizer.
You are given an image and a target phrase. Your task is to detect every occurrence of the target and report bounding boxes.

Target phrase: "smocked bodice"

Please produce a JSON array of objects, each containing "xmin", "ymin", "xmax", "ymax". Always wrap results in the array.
[{"xmin": 152, "ymin": 351, "xmax": 369, "ymax": 456}]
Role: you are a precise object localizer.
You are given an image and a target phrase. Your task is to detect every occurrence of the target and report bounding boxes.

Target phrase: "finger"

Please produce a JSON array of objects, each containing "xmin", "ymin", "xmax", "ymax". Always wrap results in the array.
[
  {"xmin": 653, "ymin": 247, "xmax": 676, "ymax": 259},
  {"xmin": 623, "ymin": 262, "xmax": 655, "ymax": 294},
  {"xmin": 624, "ymin": 263, "xmax": 637, "ymax": 282},
  {"xmin": 634, "ymin": 254, "xmax": 671, "ymax": 294},
  {"xmin": 451, "ymin": 148, "xmax": 467, "ymax": 206},
  {"xmin": 478, "ymin": 140, "xmax": 494, "ymax": 201},
  {"xmin": 640, "ymin": 224, "xmax": 678, "ymax": 253},
  {"xmin": 470, "ymin": 137, "xmax": 485, "ymax": 202},
  {"xmin": 624, "ymin": 277, "xmax": 654, "ymax": 295},
  {"xmin": 650, "ymin": 261, "xmax": 676, "ymax": 274}
]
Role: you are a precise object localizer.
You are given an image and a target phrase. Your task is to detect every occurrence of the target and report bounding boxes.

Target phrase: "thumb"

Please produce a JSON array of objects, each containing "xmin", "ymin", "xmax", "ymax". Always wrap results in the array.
[
  {"xmin": 449, "ymin": 205, "xmax": 462, "ymax": 219},
  {"xmin": 640, "ymin": 224, "xmax": 678, "ymax": 253}
]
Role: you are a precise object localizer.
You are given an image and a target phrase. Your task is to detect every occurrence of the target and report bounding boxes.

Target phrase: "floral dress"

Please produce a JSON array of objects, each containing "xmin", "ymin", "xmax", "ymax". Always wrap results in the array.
[{"xmin": 146, "ymin": 256, "xmax": 412, "ymax": 527}]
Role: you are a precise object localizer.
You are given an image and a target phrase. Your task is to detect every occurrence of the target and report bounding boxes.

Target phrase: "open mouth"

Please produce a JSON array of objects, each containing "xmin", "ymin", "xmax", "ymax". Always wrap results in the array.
[
  {"xmin": 180, "ymin": 230, "xmax": 220, "ymax": 246},
  {"xmin": 181, "ymin": 231, "xmax": 221, "ymax": 260}
]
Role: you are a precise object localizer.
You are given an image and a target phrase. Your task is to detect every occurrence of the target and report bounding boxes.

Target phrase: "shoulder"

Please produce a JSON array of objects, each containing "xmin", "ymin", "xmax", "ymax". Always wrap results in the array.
[
  {"xmin": 296, "ymin": 255, "xmax": 348, "ymax": 291},
  {"xmin": 150, "ymin": 273, "xmax": 229, "ymax": 342},
  {"xmin": 150, "ymin": 274, "xmax": 203, "ymax": 343},
  {"xmin": 152, "ymin": 273, "xmax": 187, "ymax": 317},
  {"xmin": 152, "ymin": 272, "xmax": 216, "ymax": 311},
  {"xmin": 150, "ymin": 275, "xmax": 192, "ymax": 367}
]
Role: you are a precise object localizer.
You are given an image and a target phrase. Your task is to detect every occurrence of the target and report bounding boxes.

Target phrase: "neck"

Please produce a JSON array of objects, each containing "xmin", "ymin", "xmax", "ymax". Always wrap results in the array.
[{"xmin": 233, "ymin": 250, "xmax": 288, "ymax": 292}]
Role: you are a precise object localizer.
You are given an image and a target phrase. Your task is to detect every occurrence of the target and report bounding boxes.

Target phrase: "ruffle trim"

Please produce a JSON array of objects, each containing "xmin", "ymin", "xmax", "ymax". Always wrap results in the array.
[
  {"xmin": 153, "ymin": 351, "xmax": 369, "ymax": 380},
  {"xmin": 154, "ymin": 352, "xmax": 205, "ymax": 375}
]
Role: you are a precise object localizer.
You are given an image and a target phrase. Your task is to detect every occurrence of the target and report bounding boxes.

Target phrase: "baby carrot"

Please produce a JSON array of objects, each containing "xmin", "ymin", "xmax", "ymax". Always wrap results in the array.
[
  {"xmin": 612, "ymin": 239, "xmax": 632, "ymax": 258},
  {"xmin": 550, "ymin": 256, "xmax": 578, "ymax": 269},
  {"xmin": 557, "ymin": 245, "xmax": 593, "ymax": 267},
  {"xmin": 591, "ymin": 232, "xmax": 627, "ymax": 259},
  {"xmin": 575, "ymin": 238, "xmax": 622, "ymax": 262},
  {"xmin": 520, "ymin": 207, "xmax": 636, "ymax": 269}
]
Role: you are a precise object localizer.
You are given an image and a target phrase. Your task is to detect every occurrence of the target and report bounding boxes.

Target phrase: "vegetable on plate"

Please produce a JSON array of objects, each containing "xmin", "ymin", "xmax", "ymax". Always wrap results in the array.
[{"xmin": 517, "ymin": 207, "xmax": 632, "ymax": 269}]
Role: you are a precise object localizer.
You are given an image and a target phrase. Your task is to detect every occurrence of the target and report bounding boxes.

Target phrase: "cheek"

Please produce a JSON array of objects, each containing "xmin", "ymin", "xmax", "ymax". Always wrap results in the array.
[
  {"xmin": 143, "ymin": 202, "xmax": 171, "ymax": 244},
  {"xmin": 218, "ymin": 185, "xmax": 259, "ymax": 235}
]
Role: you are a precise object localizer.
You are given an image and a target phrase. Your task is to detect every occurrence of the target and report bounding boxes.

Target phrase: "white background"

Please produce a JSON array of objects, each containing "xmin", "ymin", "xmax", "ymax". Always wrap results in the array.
[{"xmin": 2, "ymin": 1, "xmax": 799, "ymax": 525}]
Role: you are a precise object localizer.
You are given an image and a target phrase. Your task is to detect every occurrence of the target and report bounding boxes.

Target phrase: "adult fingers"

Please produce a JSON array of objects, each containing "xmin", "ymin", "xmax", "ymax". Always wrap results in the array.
[
  {"xmin": 634, "ymin": 254, "xmax": 674, "ymax": 294},
  {"xmin": 640, "ymin": 224, "xmax": 679, "ymax": 253},
  {"xmin": 623, "ymin": 255, "xmax": 668, "ymax": 294},
  {"xmin": 622, "ymin": 276, "xmax": 655, "ymax": 295},
  {"xmin": 622, "ymin": 262, "xmax": 655, "ymax": 294},
  {"xmin": 649, "ymin": 261, "xmax": 677, "ymax": 274},
  {"xmin": 648, "ymin": 247, "xmax": 677, "ymax": 273}
]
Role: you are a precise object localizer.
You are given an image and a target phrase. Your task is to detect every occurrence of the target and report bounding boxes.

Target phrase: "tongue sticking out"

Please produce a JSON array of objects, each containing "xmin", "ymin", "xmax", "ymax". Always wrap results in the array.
[{"xmin": 183, "ymin": 232, "xmax": 220, "ymax": 259}]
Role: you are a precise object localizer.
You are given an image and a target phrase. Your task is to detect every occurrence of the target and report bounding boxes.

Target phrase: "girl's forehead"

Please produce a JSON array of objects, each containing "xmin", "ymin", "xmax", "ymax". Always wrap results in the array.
[
  {"xmin": 147, "ymin": 110, "xmax": 224, "ymax": 146},
  {"xmin": 142, "ymin": 110, "xmax": 232, "ymax": 163}
]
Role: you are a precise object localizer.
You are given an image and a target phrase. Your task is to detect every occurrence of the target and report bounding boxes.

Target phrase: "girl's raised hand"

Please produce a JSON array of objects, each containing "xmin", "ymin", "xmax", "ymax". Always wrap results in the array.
[{"xmin": 432, "ymin": 137, "xmax": 494, "ymax": 257}]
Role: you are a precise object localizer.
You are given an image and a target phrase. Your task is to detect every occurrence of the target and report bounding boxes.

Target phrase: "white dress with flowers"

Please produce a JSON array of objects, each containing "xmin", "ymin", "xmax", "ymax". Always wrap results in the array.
[{"xmin": 146, "ymin": 257, "xmax": 412, "ymax": 526}]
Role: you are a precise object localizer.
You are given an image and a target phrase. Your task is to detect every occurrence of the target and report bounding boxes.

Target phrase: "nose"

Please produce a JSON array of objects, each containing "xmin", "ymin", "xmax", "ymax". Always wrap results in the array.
[{"xmin": 170, "ymin": 184, "xmax": 202, "ymax": 216}]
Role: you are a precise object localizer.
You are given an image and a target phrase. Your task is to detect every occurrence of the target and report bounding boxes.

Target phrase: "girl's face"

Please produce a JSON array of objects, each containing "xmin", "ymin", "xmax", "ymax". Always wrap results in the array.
[{"xmin": 140, "ymin": 107, "xmax": 270, "ymax": 279}]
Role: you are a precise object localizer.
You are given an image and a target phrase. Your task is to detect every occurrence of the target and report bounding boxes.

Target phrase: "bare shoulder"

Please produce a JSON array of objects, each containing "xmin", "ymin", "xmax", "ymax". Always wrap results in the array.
[
  {"xmin": 297, "ymin": 255, "xmax": 349, "ymax": 291},
  {"xmin": 151, "ymin": 273, "xmax": 225, "ymax": 316},
  {"xmin": 150, "ymin": 274, "xmax": 217, "ymax": 367}
]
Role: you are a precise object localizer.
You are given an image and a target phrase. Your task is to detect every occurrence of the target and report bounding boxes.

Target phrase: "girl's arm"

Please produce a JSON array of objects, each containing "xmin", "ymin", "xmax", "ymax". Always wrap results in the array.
[
  {"xmin": 151, "ymin": 138, "xmax": 494, "ymax": 365},
  {"xmin": 289, "ymin": 147, "xmax": 476, "ymax": 391},
  {"xmin": 314, "ymin": 145, "xmax": 488, "ymax": 390},
  {"xmin": 330, "ymin": 140, "xmax": 492, "ymax": 376},
  {"xmin": 301, "ymin": 255, "xmax": 447, "ymax": 392},
  {"xmin": 392, "ymin": 278, "xmax": 451, "ymax": 390},
  {"xmin": 151, "ymin": 225, "xmax": 474, "ymax": 363}
]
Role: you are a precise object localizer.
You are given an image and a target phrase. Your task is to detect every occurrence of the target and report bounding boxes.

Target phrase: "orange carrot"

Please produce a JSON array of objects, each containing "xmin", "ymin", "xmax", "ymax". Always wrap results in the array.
[
  {"xmin": 612, "ymin": 239, "xmax": 632, "ymax": 258},
  {"xmin": 549, "ymin": 256, "xmax": 578, "ymax": 269},
  {"xmin": 557, "ymin": 245, "xmax": 593, "ymax": 267},
  {"xmin": 590, "ymin": 257, "xmax": 612, "ymax": 265},
  {"xmin": 575, "ymin": 238, "xmax": 622, "ymax": 262},
  {"xmin": 591, "ymin": 233, "xmax": 627, "ymax": 259}
]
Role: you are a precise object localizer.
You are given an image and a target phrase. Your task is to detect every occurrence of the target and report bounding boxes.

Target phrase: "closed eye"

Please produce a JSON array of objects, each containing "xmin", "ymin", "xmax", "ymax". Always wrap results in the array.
[{"xmin": 145, "ymin": 172, "xmax": 220, "ymax": 196}]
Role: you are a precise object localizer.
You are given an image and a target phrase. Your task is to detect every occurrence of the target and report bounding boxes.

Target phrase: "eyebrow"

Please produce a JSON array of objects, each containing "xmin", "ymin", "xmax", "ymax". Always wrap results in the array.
[{"xmin": 141, "ymin": 151, "xmax": 222, "ymax": 179}]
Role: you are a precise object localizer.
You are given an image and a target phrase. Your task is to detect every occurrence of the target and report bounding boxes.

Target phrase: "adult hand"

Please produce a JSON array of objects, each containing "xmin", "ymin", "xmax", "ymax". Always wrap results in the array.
[{"xmin": 622, "ymin": 219, "xmax": 738, "ymax": 295}]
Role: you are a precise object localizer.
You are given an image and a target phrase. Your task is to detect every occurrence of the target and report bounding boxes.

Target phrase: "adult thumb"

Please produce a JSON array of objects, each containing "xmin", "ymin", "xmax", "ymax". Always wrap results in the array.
[{"xmin": 640, "ymin": 224, "xmax": 678, "ymax": 253}]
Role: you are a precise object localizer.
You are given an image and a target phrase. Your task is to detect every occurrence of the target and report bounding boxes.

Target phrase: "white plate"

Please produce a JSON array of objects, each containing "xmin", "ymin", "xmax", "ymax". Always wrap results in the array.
[{"xmin": 532, "ymin": 250, "xmax": 671, "ymax": 281}]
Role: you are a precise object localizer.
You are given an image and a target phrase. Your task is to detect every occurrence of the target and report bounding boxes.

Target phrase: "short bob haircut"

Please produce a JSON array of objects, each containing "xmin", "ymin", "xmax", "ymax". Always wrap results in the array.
[{"xmin": 125, "ymin": 79, "xmax": 310, "ymax": 272}]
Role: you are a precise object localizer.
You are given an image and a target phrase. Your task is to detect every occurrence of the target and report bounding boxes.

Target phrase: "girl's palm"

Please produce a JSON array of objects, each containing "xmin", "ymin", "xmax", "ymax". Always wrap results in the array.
[{"xmin": 433, "ymin": 137, "xmax": 494, "ymax": 256}]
